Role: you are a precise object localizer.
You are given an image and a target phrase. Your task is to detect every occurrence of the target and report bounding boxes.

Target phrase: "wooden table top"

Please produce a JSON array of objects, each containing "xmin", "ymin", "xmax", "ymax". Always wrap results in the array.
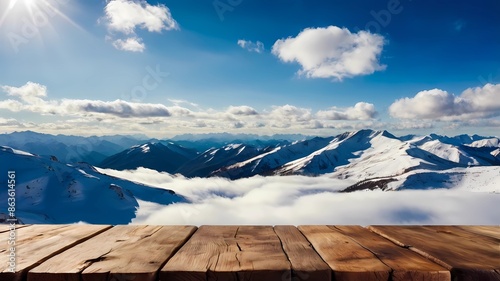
[{"xmin": 1, "ymin": 225, "xmax": 498, "ymax": 281}]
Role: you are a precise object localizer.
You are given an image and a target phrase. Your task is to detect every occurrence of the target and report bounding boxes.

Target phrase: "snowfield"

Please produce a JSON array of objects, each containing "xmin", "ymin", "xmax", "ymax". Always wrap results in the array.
[{"xmin": 0, "ymin": 146, "xmax": 184, "ymax": 224}]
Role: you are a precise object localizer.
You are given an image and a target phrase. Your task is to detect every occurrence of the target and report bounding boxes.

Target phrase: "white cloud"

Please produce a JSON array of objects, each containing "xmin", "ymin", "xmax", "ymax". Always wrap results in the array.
[
  {"xmin": 461, "ymin": 83, "xmax": 500, "ymax": 112},
  {"xmin": 390, "ymin": 121, "xmax": 434, "ymax": 130},
  {"xmin": 389, "ymin": 84, "xmax": 500, "ymax": 120},
  {"xmin": 272, "ymin": 26, "xmax": 385, "ymax": 81},
  {"xmin": 0, "ymin": 99, "xmax": 25, "ymax": 112},
  {"xmin": 237, "ymin": 39, "xmax": 264, "ymax": 53},
  {"xmin": 97, "ymin": 168, "xmax": 500, "ymax": 225},
  {"xmin": 3, "ymin": 82, "xmax": 471, "ymax": 136},
  {"xmin": 227, "ymin": 105, "xmax": 259, "ymax": 116},
  {"xmin": 104, "ymin": 0, "xmax": 178, "ymax": 34},
  {"xmin": 268, "ymin": 105, "xmax": 312, "ymax": 128},
  {"xmin": 317, "ymin": 102, "xmax": 377, "ymax": 120},
  {"xmin": 112, "ymin": 37, "xmax": 146, "ymax": 52},
  {"xmin": 270, "ymin": 105, "xmax": 311, "ymax": 122},
  {"xmin": 0, "ymin": 82, "xmax": 184, "ymax": 118},
  {"xmin": 1, "ymin": 81, "xmax": 47, "ymax": 104},
  {"xmin": 61, "ymin": 99, "xmax": 172, "ymax": 118},
  {"xmin": 102, "ymin": 0, "xmax": 178, "ymax": 52},
  {"xmin": 168, "ymin": 99, "xmax": 199, "ymax": 108},
  {"xmin": 0, "ymin": 118, "xmax": 24, "ymax": 127},
  {"xmin": 0, "ymin": 84, "xmax": 388, "ymax": 135},
  {"xmin": 166, "ymin": 105, "xmax": 193, "ymax": 117}
]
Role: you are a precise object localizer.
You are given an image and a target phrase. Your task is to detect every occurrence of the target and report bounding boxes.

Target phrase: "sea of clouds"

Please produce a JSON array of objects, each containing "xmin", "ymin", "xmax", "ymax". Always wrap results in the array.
[{"xmin": 98, "ymin": 167, "xmax": 500, "ymax": 226}]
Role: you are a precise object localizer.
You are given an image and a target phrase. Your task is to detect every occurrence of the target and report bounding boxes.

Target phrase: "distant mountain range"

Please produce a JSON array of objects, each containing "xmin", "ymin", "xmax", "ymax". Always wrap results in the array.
[
  {"xmin": 0, "ymin": 131, "xmax": 302, "ymax": 166},
  {"xmin": 96, "ymin": 129, "xmax": 500, "ymax": 180},
  {"xmin": 2, "ymin": 130, "xmax": 499, "ymax": 182},
  {"xmin": 0, "ymin": 131, "xmax": 146, "ymax": 165},
  {"xmin": 1, "ymin": 129, "xmax": 499, "ymax": 224}
]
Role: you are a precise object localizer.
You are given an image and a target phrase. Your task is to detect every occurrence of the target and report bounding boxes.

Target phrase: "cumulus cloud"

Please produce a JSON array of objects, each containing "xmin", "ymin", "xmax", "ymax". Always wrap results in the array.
[
  {"xmin": 0, "ymin": 118, "xmax": 24, "ymax": 127},
  {"xmin": 102, "ymin": 0, "xmax": 178, "ymax": 52},
  {"xmin": 1, "ymin": 81, "xmax": 47, "ymax": 104},
  {"xmin": 461, "ymin": 83, "xmax": 500, "ymax": 112},
  {"xmin": 112, "ymin": 37, "xmax": 146, "ymax": 52},
  {"xmin": 0, "ymin": 82, "xmax": 183, "ymax": 118},
  {"xmin": 62, "ymin": 99, "xmax": 172, "ymax": 118},
  {"xmin": 0, "ymin": 82, "xmax": 420, "ymax": 136},
  {"xmin": 389, "ymin": 84, "xmax": 500, "ymax": 120},
  {"xmin": 237, "ymin": 40, "xmax": 264, "ymax": 53},
  {"xmin": 270, "ymin": 105, "xmax": 311, "ymax": 122},
  {"xmin": 104, "ymin": 0, "xmax": 178, "ymax": 34},
  {"xmin": 317, "ymin": 102, "xmax": 377, "ymax": 120},
  {"xmin": 227, "ymin": 105, "xmax": 259, "ymax": 116},
  {"xmin": 272, "ymin": 26, "xmax": 386, "ymax": 81},
  {"xmin": 268, "ymin": 105, "xmax": 312, "ymax": 128},
  {"xmin": 0, "ymin": 83, "xmax": 385, "ymax": 135},
  {"xmin": 97, "ymin": 168, "xmax": 500, "ymax": 225}
]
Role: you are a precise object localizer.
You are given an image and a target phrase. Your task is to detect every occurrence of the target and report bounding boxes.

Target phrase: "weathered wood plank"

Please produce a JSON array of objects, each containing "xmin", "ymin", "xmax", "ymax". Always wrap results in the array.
[
  {"xmin": 28, "ymin": 225, "xmax": 196, "ymax": 281},
  {"xmin": 274, "ymin": 225, "xmax": 331, "ymax": 281},
  {"xmin": 457, "ymin": 225, "xmax": 500, "ymax": 240},
  {"xmin": 333, "ymin": 225, "xmax": 450, "ymax": 281},
  {"xmin": 161, "ymin": 225, "xmax": 292, "ymax": 281},
  {"xmin": 298, "ymin": 225, "xmax": 391, "ymax": 281},
  {"xmin": 0, "ymin": 224, "xmax": 31, "ymax": 233},
  {"xmin": 0, "ymin": 224, "xmax": 111, "ymax": 281},
  {"xmin": 368, "ymin": 226, "xmax": 500, "ymax": 281},
  {"xmin": 421, "ymin": 226, "xmax": 500, "ymax": 246}
]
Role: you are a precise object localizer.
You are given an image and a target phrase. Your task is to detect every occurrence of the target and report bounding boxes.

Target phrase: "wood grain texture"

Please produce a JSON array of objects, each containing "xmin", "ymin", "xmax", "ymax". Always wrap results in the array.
[
  {"xmin": 0, "ymin": 224, "xmax": 111, "ymax": 281},
  {"xmin": 0, "ymin": 224, "xmax": 31, "ymax": 233},
  {"xmin": 421, "ymin": 225, "xmax": 500, "ymax": 246},
  {"xmin": 368, "ymin": 226, "xmax": 500, "ymax": 281},
  {"xmin": 333, "ymin": 225, "xmax": 450, "ymax": 281},
  {"xmin": 457, "ymin": 225, "xmax": 500, "ymax": 240},
  {"xmin": 28, "ymin": 225, "xmax": 196, "ymax": 281},
  {"xmin": 160, "ymin": 225, "xmax": 291, "ymax": 281},
  {"xmin": 274, "ymin": 225, "xmax": 331, "ymax": 281},
  {"xmin": 298, "ymin": 225, "xmax": 390, "ymax": 281}
]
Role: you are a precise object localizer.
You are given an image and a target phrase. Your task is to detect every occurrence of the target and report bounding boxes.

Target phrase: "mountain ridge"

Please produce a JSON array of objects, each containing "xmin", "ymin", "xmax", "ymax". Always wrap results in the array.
[
  {"xmin": 93, "ymin": 130, "xmax": 500, "ymax": 187},
  {"xmin": 0, "ymin": 146, "xmax": 185, "ymax": 224}
]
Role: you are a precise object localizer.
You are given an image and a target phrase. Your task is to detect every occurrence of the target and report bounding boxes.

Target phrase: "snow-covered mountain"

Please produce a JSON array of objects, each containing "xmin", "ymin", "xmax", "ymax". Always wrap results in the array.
[
  {"xmin": 276, "ymin": 130, "xmax": 398, "ymax": 176},
  {"xmin": 0, "ymin": 131, "xmax": 147, "ymax": 165},
  {"xmin": 0, "ymin": 146, "xmax": 184, "ymax": 224},
  {"xmin": 99, "ymin": 142, "xmax": 198, "ymax": 173},
  {"xmin": 210, "ymin": 130, "xmax": 499, "ymax": 180},
  {"xmin": 212, "ymin": 136, "xmax": 335, "ymax": 179},
  {"xmin": 2, "ymin": 130, "xmax": 499, "ymax": 194},
  {"xmin": 89, "ymin": 130, "xmax": 500, "ymax": 183},
  {"xmin": 176, "ymin": 143, "xmax": 263, "ymax": 177}
]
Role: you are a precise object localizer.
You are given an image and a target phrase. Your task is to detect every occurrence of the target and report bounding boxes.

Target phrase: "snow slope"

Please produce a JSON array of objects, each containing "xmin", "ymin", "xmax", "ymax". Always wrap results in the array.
[
  {"xmin": 394, "ymin": 166, "xmax": 500, "ymax": 192},
  {"xmin": 176, "ymin": 143, "xmax": 263, "ymax": 177},
  {"xmin": 99, "ymin": 142, "xmax": 198, "ymax": 173},
  {"xmin": 410, "ymin": 137, "xmax": 499, "ymax": 166},
  {"xmin": 467, "ymin": 138, "xmax": 500, "ymax": 148},
  {"xmin": 0, "ymin": 146, "xmax": 184, "ymax": 224},
  {"xmin": 277, "ymin": 130, "xmax": 399, "ymax": 176},
  {"xmin": 212, "ymin": 137, "xmax": 334, "ymax": 179}
]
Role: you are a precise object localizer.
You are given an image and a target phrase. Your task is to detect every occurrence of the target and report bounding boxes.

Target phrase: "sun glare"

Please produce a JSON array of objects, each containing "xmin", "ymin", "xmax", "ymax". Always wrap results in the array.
[
  {"xmin": 1, "ymin": 0, "xmax": 83, "ymax": 34},
  {"xmin": 8, "ymin": 0, "xmax": 36, "ymax": 11}
]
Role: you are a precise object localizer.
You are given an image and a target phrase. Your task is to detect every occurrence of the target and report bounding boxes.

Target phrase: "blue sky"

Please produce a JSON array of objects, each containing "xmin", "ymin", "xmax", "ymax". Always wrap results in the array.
[{"xmin": 0, "ymin": 0, "xmax": 499, "ymax": 137}]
